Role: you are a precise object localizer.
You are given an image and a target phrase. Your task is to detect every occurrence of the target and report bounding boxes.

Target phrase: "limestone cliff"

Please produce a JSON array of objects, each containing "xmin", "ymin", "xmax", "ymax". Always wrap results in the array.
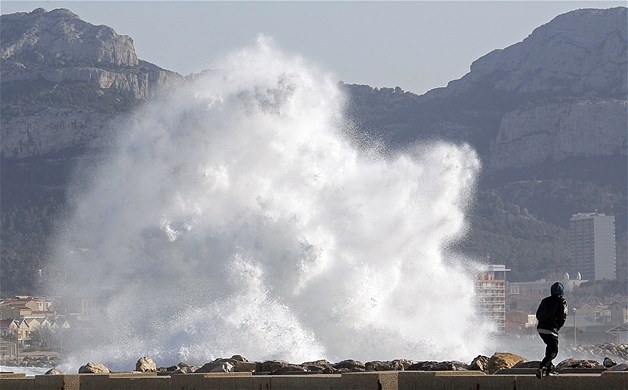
[
  {"xmin": 441, "ymin": 7, "xmax": 627, "ymax": 171},
  {"xmin": 0, "ymin": 8, "xmax": 183, "ymax": 158},
  {"xmin": 344, "ymin": 7, "xmax": 627, "ymax": 174},
  {"xmin": 489, "ymin": 100, "xmax": 627, "ymax": 170}
]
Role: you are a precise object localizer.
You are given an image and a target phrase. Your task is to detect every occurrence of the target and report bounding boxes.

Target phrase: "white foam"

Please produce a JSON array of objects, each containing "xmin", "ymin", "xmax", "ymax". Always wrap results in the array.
[{"xmin": 49, "ymin": 37, "xmax": 489, "ymax": 371}]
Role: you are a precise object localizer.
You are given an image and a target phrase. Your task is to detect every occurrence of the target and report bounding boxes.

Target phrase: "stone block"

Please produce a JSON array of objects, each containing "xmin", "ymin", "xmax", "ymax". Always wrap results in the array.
[
  {"xmin": 215, "ymin": 374, "xmax": 257, "ymax": 390},
  {"xmin": 398, "ymin": 371, "xmax": 436, "ymax": 390},
  {"xmin": 0, "ymin": 372, "xmax": 26, "ymax": 378},
  {"xmin": 35, "ymin": 374, "xmax": 80, "ymax": 390},
  {"xmin": 253, "ymin": 375, "xmax": 272, "ymax": 390},
  {"xmin": 75, "ymin": 374, "xmax": 110, "ymax": 390},
  {"xmin": 601, "ymin": 371, "xmax": 628, "ymax": 390},
  {"xmin": 1, "ymin": 377, "xmax": 34, "ymax": 390},
  {"xmin": 107, "ymin": 376, "xmax": 171, "ymax": 390},
  {"xmin": 170, "ymin": 373, "xmax": 211, "ymax": 389},
  {"xmin": 340, "ymin": 371, "xmax": 398, "ymax": 390},
  {"xmin": 269, "ymin": 374, "xmax": 340, "ymax": 390}
]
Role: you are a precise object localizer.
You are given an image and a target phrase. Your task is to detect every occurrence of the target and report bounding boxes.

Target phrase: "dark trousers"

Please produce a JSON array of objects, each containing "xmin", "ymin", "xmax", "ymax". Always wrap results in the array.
[{"xmin": 539, "ymin": 332, "xmax": 559, "ymax": 370}]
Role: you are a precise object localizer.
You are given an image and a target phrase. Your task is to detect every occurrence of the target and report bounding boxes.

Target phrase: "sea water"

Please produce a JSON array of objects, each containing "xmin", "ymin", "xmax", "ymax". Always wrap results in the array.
[{"xmin": 47, "ymin": 37, "xmax": 491, "ymax": 372}]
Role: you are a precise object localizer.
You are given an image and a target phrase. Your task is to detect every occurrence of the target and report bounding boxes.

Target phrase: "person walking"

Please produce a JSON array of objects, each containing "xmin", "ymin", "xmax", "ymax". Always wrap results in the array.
[{"xmin": 535, "ymin": 281, "xmax": 568, "ymax": 378}]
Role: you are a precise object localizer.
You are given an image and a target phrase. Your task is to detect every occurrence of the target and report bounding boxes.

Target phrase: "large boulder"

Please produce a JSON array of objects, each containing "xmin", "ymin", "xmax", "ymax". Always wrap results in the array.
[
  {"xmin": 270, "ymin": 365, "xmax": 308, "ymax": 375},
  {"xmin": 486, "ymin": 352, "xmax": 526, "ymax": 374},
  {"xmin": 556, "ymin": 358, "xmax": 602, "ymax": 370},
  {"xmin": 469, "ymin": 355, "xmax": 489, "ymax": 372},
  {"xmin": 195, "ymin": 358, "xmax": 237, "ymax": 373},
  {"xmin": 78, "ymin": 362, "xmax": 110, "ymax": 374},
  {"xmin": 44, "ymin": 368, "xmax": 64, "ymax": 375},
  {"xmin": 255, "ymin": 360, "xmax": 291, "ymax": 373},
  {"xmin": 233, "ymin": 362, "xmax": 257, "ymax": 373},
  {"xmin": 135, "ymin": 356, "xmax": 157, "ymax": 372},
  {"xmin": 302, "ymin": 359, "xmax": 335, "ymax": 374},
  {"xmin": 513, "ymin": 360, "xmax": 542, "ymax": 369},
  {"xmin": 365, "ymin": 360, "xmax": 407, "ymax": 371},
  {"xmin": 301, "ymin": 359, "xmax": 337, "ymax": 374},
  {"xmin": 603, "ymin": 357, "xmax": 617, "ymax": 368},
  {"xmin": 332, "ymin": 359, "xmax": 366, "ymax": 372}
]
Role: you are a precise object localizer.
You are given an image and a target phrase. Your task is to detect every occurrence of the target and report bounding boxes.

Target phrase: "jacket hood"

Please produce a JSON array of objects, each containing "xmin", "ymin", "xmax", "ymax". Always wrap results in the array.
[{"xmin": 551, "ymin": 282, "xmax": 564, "ymax": 296}]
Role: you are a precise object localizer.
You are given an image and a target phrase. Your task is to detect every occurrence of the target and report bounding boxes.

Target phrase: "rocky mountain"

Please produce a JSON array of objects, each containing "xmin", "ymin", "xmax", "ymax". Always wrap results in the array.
[
  {"xmin": 0, "ymin": 7, "xmax": 626, "ymax": 294},
  {"xmin": 1, "ymin": 8, "xmax": 183, "ymax": 159},
  {"xmin": 344, "ymin": 7, "xmax": 627, "ymax": 168},
  {"xmin": 342, "ymin": 7, "xmax": 627, "ymax": 223}
]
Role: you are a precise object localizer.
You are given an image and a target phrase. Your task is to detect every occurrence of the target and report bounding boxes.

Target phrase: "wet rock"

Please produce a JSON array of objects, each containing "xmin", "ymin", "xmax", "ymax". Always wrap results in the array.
[
  {"xmin": 556, "ymin": 358, "xmax": 602, "ymax": 370},
  {"xmin": 365, "ymin": 360, "xmax": 406, "ymax": 371},
  {"xmin": 407, "ymin": 361, "xmax": 468, "ymax": 371},
  {"xmin": 303, "ymin": 359, "xmax": 335, "ymax": 374},
  {"xmin": 136, "ymin": 356, "xmax": 157, "ymax": 372},
  {"xmin": 603, "ymin": 357, "xmax": 617, "ymax": 368},
  {"xmin": 78, "ymin": 362, "xmax": 110, "ymax": 374},
  {"xmin": 44, "ymin": 368, "xmax": 64, "ymax": 375},
  {"xmin": 270, "ymin": 365, "xmax": 308, "ymax": 375},
  {"xmin": 469, "ymin": 355, "xmax": 489, "ymax": 372},
  {"xmin": 230, "ymin": 354, "xmax": 248, "ymax": 362},
  {"xmin": 333, "ymin": 359, "xmax": 365, "ymax": 372},
  {"xmin": 161, "ymin": 362, "xmax": 194, "ymax": 374},
  {"xmin": 512, "ymin": 360, "xmax": 542, "ymax": 369},
  {"xmin": 256, "ymin": 360, "xmax": 290, "ymax": 373},
  {"xmin": 233, "ymin": 362, "xmax": 257, "ymax": 372},
  {"xmin": 487, "ymin": 352, "xmax": 526, "ymax": 374},
  {"xmin": 196, "ymin": 358, "xmax": 237, "ymax": 373}
]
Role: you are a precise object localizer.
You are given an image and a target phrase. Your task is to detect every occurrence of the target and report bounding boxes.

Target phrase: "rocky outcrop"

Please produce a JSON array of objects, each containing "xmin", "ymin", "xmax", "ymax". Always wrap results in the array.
[
  {"xmin": 489, "ymin": 100, "xmax": 627, "ymax": 170},
  {"xmin": 442, "ymin": 7, "xmax": 627, "ymax": 97},
  {"xmin": 1, "ymin": 108, "xmax": 115, "ymax": 159},
  {"xmin": 1, "ymin": 8, "xmax": 138, "ymax": 68},
  {"xmin": 0, "ymin": 8, "xmax": 183, "ymax": 159}
]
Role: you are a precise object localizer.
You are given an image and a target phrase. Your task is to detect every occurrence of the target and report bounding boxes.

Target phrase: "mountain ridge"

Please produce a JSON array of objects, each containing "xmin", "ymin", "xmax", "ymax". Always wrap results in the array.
[{"xmin": 0, "ymin": 7, "xmax": 626, "ymax": 294}]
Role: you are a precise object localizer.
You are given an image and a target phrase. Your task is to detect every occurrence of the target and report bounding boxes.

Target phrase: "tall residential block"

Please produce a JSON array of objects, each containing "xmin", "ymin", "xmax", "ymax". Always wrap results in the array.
[
  {"xmin": 570, "ymin": 212, "xmax": 616, "ymax": 281},
  {"xmin": 476, "ymin": 264, "xmax": 510, "ymax": 333}
]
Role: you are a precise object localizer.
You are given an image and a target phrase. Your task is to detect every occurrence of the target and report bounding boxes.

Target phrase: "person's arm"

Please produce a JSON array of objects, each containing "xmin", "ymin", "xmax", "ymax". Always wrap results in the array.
[{"xmin": 556, "ymin": 300, "xmax": 567, "ymax": 329}]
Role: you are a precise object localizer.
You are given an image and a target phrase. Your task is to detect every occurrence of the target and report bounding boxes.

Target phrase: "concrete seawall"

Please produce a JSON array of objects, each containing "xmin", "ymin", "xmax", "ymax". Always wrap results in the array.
[{"xmin": 1, "ymin": 370, "xmax": 626, "ymax": 390}]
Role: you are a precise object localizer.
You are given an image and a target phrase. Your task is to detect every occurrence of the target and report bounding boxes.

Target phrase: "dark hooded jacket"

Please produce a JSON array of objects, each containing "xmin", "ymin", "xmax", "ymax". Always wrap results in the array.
[{"xmin": 536, "ymin": 282, "xmax": 568, "ymax": 336}]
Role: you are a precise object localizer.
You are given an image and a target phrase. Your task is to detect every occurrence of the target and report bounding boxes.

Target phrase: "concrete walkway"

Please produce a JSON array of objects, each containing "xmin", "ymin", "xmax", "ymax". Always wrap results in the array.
[{"xmin": 1, "ymin": 370, "xmax": 626, "ymax": 389}]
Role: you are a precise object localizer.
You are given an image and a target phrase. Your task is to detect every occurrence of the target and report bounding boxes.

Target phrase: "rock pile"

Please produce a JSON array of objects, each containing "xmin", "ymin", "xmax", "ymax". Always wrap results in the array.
[{"xmin": 64, "ymin": 350, "xmax": 626, "ymax": 376}]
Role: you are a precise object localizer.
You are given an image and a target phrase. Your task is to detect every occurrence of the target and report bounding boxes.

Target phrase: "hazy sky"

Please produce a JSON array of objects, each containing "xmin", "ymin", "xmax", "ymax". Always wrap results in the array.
[{"xmin": 1, "ymin": 1, "xmax": 625, "ymax": 95}]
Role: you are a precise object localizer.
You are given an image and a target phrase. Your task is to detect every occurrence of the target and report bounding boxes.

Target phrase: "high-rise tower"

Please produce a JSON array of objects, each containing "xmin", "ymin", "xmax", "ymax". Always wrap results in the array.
[{"xmin": 570, "ymin": 212, "xmax": 616, "ymax": 281}]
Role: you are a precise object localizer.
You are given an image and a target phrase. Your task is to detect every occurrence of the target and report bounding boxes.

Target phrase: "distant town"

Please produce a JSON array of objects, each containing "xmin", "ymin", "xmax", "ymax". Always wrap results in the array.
[{"xmin": 1, "ymin": 211, "xmax": 626, "ymax": 359}]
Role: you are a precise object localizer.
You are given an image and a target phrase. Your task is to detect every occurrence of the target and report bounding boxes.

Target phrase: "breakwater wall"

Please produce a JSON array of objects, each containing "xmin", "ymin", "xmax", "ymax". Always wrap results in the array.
[{"xmin": 1, "ymin": 370, "xmax": 626, "ymax": 390}]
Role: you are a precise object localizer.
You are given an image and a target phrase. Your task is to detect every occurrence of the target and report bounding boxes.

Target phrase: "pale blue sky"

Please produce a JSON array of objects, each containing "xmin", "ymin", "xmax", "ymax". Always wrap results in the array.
[{"xmin": 1, "ymin": 1, "xmax": 625, "ymax": 95}]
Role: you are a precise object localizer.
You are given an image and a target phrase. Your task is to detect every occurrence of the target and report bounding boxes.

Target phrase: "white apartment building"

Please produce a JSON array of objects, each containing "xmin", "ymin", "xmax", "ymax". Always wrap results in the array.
[{"xmin": 476, "ymin": 264, "xmax": 510, "ymax": 333}]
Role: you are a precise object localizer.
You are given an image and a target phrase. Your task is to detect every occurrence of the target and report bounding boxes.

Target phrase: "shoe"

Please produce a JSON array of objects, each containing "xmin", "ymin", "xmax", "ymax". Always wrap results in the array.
[{"xmin": 545, "ymin": 369, "xmax": 559, "ymax": 376}]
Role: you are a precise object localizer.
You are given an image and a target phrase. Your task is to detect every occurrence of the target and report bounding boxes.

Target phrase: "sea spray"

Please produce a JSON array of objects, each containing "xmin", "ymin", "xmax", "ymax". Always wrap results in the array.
[{"xmin": 49, "ymin": 37, "xmax": 490, "ymax": 371}]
